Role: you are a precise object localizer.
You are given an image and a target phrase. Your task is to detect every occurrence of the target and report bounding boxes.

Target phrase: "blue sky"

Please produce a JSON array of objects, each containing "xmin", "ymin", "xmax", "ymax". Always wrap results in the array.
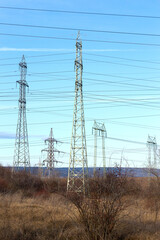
[{"xmin": 0, "ymin": 0, "xmax": 160, "ymax": 168}]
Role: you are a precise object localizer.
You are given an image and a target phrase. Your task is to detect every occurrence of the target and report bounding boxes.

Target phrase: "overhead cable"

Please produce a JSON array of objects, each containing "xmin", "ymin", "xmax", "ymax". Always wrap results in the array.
[{"xmin": 0, "ymin": 6, "xmax": 160, "ymax": 19}]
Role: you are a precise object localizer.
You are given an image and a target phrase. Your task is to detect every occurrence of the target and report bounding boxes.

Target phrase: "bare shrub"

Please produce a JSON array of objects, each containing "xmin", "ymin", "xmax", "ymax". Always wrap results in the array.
[
  {"xmin": 89, "ymin": 167, "xmax": 140, "ymax": 199},
  {"xmin": 43, "ymin": 177, "xmax": 59, "ymax": 193},
  {"xmin": 67, "ymin": 167, "xmax": 133, "ymax": 240},
  {"xmin": 43, "ymin": 177, "xmax": 67, "ymax": 195},
  {"xmin": 58, "ymin": 178, "xmax": 67, "ymax": 193},
  {"xmin": 0, "ymin": 166, "xmax": 12, "ymax": 180},
  {"xmin": 10, "ymin": 171, "xmax": 44, "ymax": 196}
]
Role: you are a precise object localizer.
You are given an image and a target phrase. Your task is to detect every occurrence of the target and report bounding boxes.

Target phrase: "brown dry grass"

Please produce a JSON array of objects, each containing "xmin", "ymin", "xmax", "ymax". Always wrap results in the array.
[
  {"xmin": 0, "ymin": 166, "xmax": 160, "ymax": 239},
  {"xmin": 0, "ymin": 192, "xmax": 160, "ymax": 240},
  {"xmin": 0, "ymin": 192, "xmax": 83, "ymax": 240}
]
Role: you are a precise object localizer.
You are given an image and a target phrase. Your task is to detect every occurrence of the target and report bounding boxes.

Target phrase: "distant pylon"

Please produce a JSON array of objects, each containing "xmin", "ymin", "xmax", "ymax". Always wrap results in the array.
[
  {"xmin": 13, "ymin": 55, "xmax": 30, "ymax": 170},
  {"xmin": 41, "ymin": 128, "xmax": 60, "ymax": 177},
  {"xmin": 92, "ymin": 120, "xmax": 107, "ymax": 176},
  {"xmin": 67, "ymin": 32, "xmax": 88, "ymax": 194},
  {"xmin": 34, "ymin": 157, "xmax": 43, "ymax": 177},
  {"xmin": 147, "ymin": 135, "xmax": 157, "ymax": 169}
]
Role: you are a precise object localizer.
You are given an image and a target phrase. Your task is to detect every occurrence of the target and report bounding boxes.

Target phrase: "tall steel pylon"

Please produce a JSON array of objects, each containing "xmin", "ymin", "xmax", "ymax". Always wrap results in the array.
[
  {"xmin": 13, "ymin": 55, "xmax": 30, "ymax": 170},
  {"xmin": 42, "ymin": 128, "xmax": 60, "ymax": 177},
  {"xmin": 147, "ymin": 135, "xmax": 157, "ymax": 169},
  {"xmin": 67, "ymin": 32, "xmax": 88, "ymax": 194},
  {"xmin": 92, "ymin": 120, "xmax": 107, "ymax": 176}
]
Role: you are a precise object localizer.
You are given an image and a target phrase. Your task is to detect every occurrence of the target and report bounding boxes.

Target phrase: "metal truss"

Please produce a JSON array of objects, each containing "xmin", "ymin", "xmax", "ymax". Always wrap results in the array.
[
  {"xmin": 67, "ymin": 32, "xmax": 88, "ymax": 194},
  {"xmin": 13, "ymin": 55, "xmax": 30, "ymax": 170}
]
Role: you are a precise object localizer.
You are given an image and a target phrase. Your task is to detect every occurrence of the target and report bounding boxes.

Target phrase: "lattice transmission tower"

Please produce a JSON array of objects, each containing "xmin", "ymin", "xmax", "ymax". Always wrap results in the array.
[
  {"xmin": 67, "ymin": 32, "xmax": 88, "ymax": 194},
  {"xmin": 41, "ymin": 128, "xmax": 61, "ymax": 177},
  {"xmin": 13, "ymin": 55, "xmax": 30, "ymax": 170},
  {"xmin": 92, "ymin": 120, "xmax": 107, "ymax": 176},
  {"xmin": 147, "ymin": 135, "xmax": 157, "ymax": 169}
]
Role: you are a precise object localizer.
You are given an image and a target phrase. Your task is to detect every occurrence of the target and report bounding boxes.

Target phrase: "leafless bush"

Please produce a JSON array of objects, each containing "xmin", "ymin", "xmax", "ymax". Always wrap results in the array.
[
  {"xmin": 89, "ymin": 167, "xmax": 141, "ymax": 199},
  {"xmin": 10, "ymin": 171, "xmax": 44, "ymax": 197},
  {"xmin": 67, "ymin": 167, "xmax": 133, "ymax": 240},
  {"xmin": 0, "ymin": 166, "xmax": 12, "ymax": 186},
  {"xmin": 44, "ymin": 177, "xmax": 60, "ymax": 193}
]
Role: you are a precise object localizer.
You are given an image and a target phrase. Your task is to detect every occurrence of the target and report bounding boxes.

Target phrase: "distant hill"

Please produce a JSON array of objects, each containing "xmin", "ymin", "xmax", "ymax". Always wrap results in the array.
[{"xmin": 9, "ymin": 167, "xmax": 159, "ymax": 177}]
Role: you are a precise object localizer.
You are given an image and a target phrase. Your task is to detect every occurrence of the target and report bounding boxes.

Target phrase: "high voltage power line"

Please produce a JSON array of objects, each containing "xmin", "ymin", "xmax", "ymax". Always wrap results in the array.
[
  {"xmin": 0, "ymin": 118, "xmax": 160, "ymax": 131},
  {"xmin": 84, "ymin": 52, "xmax": 160, "ymax": 65},
  {"xmin": 0, "ymin": 22, "xmax": 160, "ymax": 37},
  {"xmin": 2, "ymin": 89, "xmax": 160, "ymax": 106},
  {"xmin": 1, "ymin": 57, "xmax": 160, "ymax": 72},
  {"xmin": 1, "ymin": 53, "xmax": 160, "ymax": 74},
  {"xmin": 2, "ymin": 77, "xmax": 160, "ymax": 91},
  {"xmin": 0, "ymin": 52, "xmax": 160, "ymax": 67},
  {"xmin": 0, "ymin": 6, "xmax": 160, "ymax": 19},
  {"xmin": 1, "ymin": 102, "xmax": 160, "ymax": 114},
  {"xmin": 0, "ymin": 58, "xmax": 74, "ymax": 67},
  {"xmin": 0, "ymin": 52, "xmax": 75, "ymax": 61},
  {"xmin": 0, "ymin": 7, "xmax": 159, "ymax": 169},
  {"xmin": 1, "ymin": 32, "xmax": 160, "ymax": 47},
  {"xmin": 84, "ymin": 59, "xmax": 160, "ymax": 71},
  {"xmin": 0, "ymin": 135, "xmax": 152, "ymax": 153}
]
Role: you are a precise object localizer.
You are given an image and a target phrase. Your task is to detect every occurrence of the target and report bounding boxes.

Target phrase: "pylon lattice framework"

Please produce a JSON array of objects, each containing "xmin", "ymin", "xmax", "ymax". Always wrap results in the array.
[
  {"xmin": 42, "ymin": 128, "xmax": 60, "ymax": 177},
  {"xmin": 67, "ymin": 32, "xmax": 88, "ymax": 194},
  {"xmin": 92, "ymin": 120, "xmax": 107, "ymax": 176},
  {"xmin": 147, "ymin": 135, "xmax": 157, "ymax": 169},
  {"xmin": 13, "ymin": 55, "xmax": 30, "ymax": 170}
]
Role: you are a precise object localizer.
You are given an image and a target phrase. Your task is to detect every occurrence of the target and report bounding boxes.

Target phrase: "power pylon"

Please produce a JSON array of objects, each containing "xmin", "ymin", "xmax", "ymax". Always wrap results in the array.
[
  {"xmin": 34, "ymin": 157, "xmax": 43, "ymax": 177},
  {"xmin": 41, "ymin": 128, "xmax": 61, "ymax": 177},
  {"xmin": 147, "ymin": 135, "xmax": 157, "ymax": 169},
  {"xmin": 13, "ymin": 55, "xmax": 30, "ymax": 170},
  {"xmin": 92, "ymin": 120, "xmax": 107, "ymax": 176},
  {"xmin": 67, "ymin": 32, "xmax": 88, "ymax": 194}
]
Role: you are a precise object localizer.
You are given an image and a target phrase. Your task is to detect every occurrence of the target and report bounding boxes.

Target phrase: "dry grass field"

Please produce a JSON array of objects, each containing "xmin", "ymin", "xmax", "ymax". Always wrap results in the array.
[
  {"xmin": 0, "ymin": 193, "xmax": 160, "ymax": 240},
  {"xmin": 0, "ymin": 166, "xmax": 160, "ymax": 240},
  {"xmin": 0, "ymin": 193, "xmax": 79, "ymax": 240}
]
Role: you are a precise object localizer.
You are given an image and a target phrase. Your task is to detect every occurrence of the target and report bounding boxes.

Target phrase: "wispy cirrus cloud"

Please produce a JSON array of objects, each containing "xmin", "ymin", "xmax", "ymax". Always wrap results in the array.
[
  {"xmin": 0, "ymin": 48, "xmax": 72, "ymax": 52},
  {"xmin": 0, "ymin": 132, "xmax": 46, "ymax": 139},
  {"xmin": 0, "ymin": 47, "xmax": 135, "ymax": 52},
  {"xmin": 0, "ymin": 106, "xmax": 17, "ymax": 110},
  {"xmin": 0, "ymin": 132, "xmax": 15, "ymax": 139}
]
